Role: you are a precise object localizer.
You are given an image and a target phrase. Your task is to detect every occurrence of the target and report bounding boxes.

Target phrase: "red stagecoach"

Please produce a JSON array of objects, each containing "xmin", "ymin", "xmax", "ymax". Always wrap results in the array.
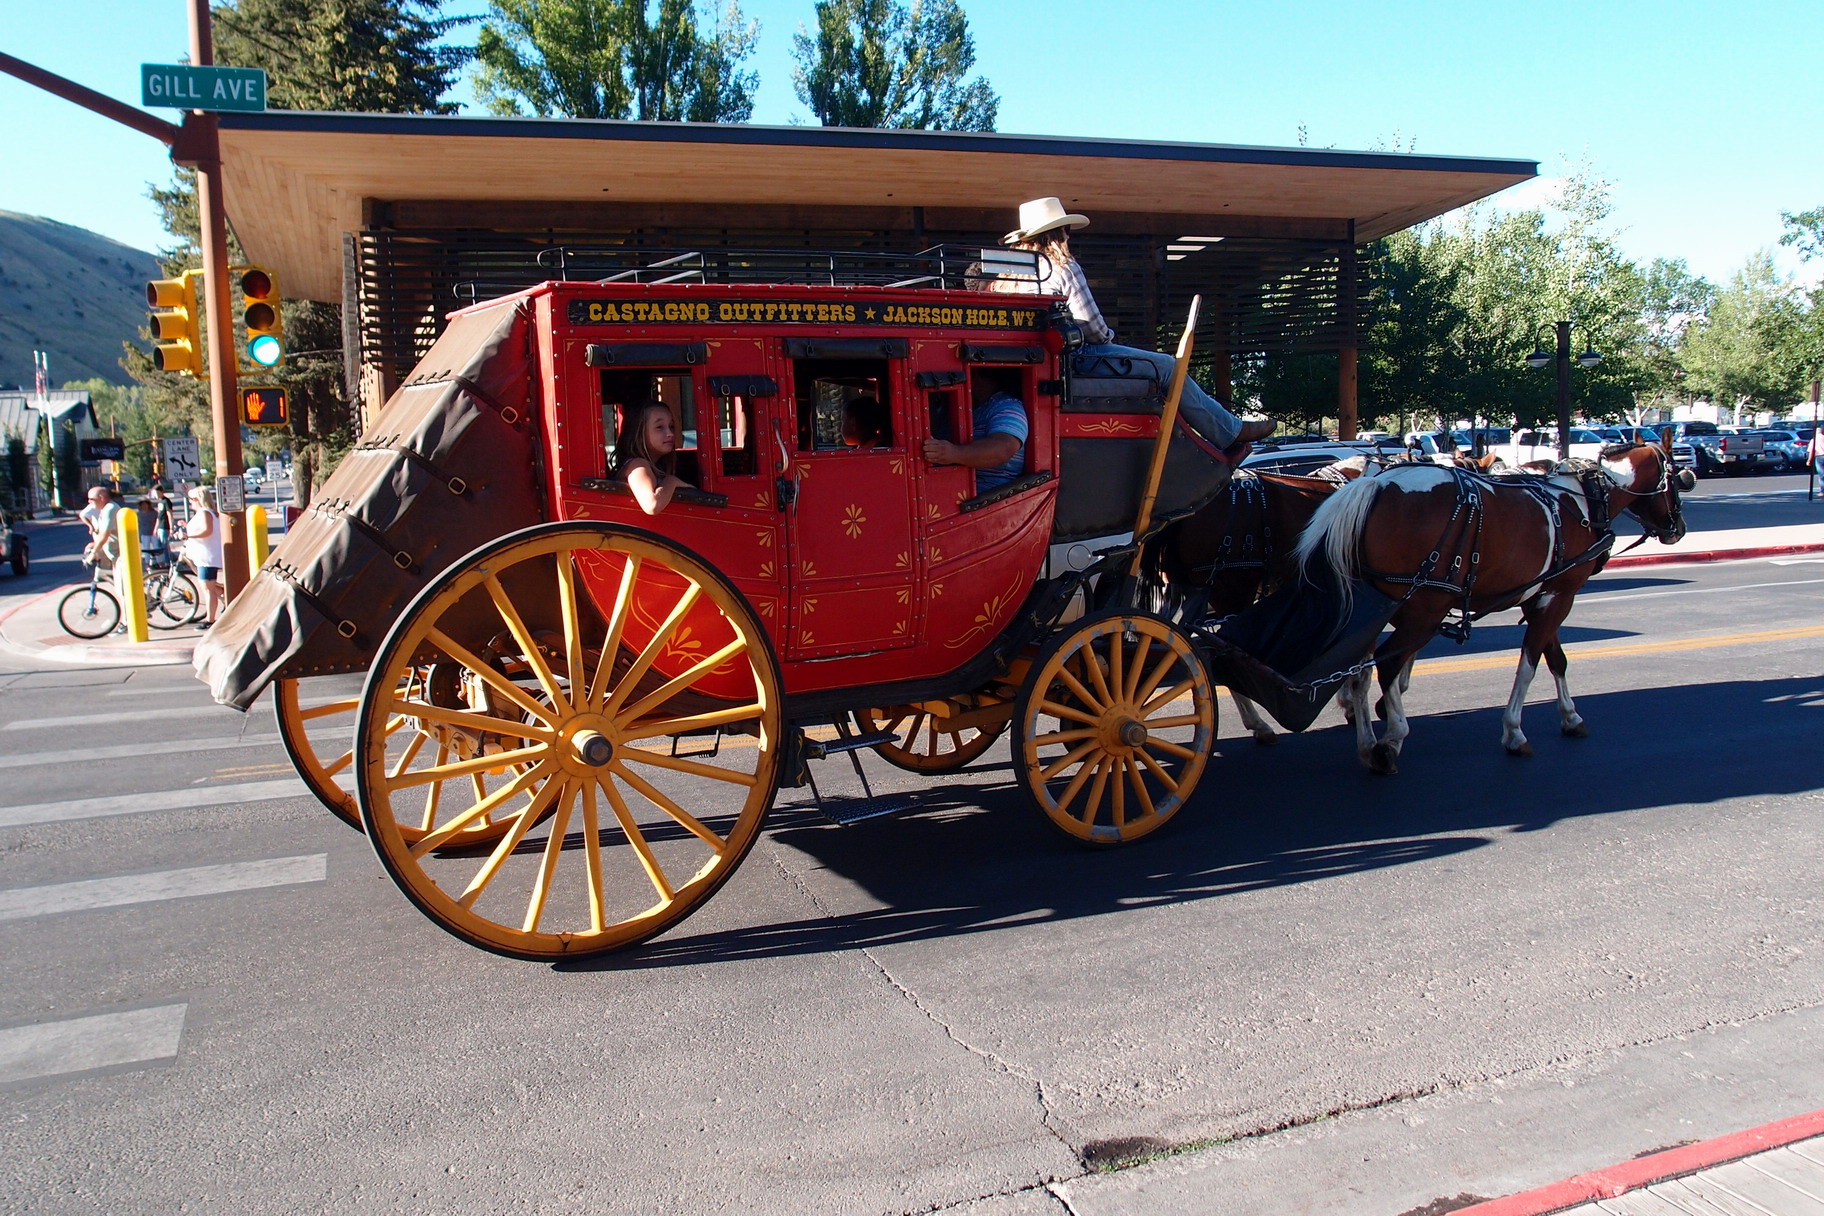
[{"xmin": 197, "ymin": 248, "xmax": 1237, "ymax": 960}]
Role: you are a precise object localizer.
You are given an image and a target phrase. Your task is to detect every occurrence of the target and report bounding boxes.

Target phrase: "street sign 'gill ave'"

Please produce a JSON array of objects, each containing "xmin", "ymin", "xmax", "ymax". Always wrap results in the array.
[{"xmin": 140, "ymin": 64, "xmax": 267, "ymax": 113}]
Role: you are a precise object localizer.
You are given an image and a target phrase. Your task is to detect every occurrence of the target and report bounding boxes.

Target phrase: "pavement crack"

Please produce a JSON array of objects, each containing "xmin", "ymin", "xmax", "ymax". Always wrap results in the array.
[{"xmin": 763, "ymin": 847, "xmax": 1085, "ymax": 1172}]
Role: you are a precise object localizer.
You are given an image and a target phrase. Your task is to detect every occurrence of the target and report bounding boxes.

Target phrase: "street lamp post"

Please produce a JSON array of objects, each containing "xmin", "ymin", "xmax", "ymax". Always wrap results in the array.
[{"xmin": 1526, "ymin": 321, "xmax": 1602, "ymax": 460}]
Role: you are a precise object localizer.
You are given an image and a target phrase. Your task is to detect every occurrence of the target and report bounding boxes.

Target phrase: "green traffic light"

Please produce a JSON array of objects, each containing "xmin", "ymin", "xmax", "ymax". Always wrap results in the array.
[{"xmin": 248, "ymin": 334, "xmax": 283, "ymax": 367}]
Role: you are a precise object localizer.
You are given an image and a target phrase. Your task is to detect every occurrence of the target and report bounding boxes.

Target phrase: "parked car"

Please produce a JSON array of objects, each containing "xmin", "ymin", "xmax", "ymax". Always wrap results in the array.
[
  {"xmin": 1242, "ymin": 439, "xmax": 1403, "ymax": 477},
  {"xmin": 0, "ymin": 510, "xmax": 28, "ymax": 577},
  {"xmin": 1502, "ymin": 427, "xmax": 1610, "ymax": 467},
  {"xmin": 1753, "ymin": 429, "xmax": 1806, "ymax": 471}
]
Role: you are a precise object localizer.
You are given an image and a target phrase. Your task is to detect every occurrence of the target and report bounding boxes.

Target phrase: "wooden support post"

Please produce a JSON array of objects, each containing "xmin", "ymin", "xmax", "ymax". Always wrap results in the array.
[{"xmin": 1337, "ymin": 226, "xmax": 1359, "ymax": 440}]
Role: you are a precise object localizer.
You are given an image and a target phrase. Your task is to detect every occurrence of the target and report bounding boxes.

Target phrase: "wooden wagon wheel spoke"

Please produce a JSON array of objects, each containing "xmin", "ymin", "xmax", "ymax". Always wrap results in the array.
[
  {"xmin": 385, "ymin": 697, "xmax": 557, "ymax": 743},
  {"xmin": 298, "ymin": 695, "xmax": 359, "ymax": 722},
  {"xmin": 425, "ymin": 628, "xmax": 558, "ymax": 725},
  {"xmin": 356, "ymin": 524, "xmax": 782, "ymax": 961},
  {"xmin": 483, "ymin": 574, "xmax": 570, "ymax": 714},
  {"xmin": 386, "ymin": 729, "xmax": 428, "ymax": 781},
  {"xmin": 603, "ymin": 583, "xmax": 703, "ymax": 719},
  {"xmin": 860, "ymin": 704, "xmax": 1008, "ymax": 775},
  {"xmin": 1014, "ymin": 610, "xmax": 1215, "ymax": 846},
  {"xmin": 555, "ymin": 551, "xmax": 587, "ymax": 713},
  {"xmin": 408, "ymin": 760, "xmax": 556, "ymax": 858},
  {"xmin": 597, "ymin": 775, "xmax": 677, "ymax": 904},
  {"xmin": 587, "ymin": 554, "xmax": 641, "ymax": 710},
  {"xmin": 613, "ymin": 763, "xmax": 730, "ymax": 851},
  {"xmin": 522, "ymin": 783, "xmax": 580, "ymax": 932},
  {"xmin": 456, "ymin": 772, "xmax": 572, "ymax": 909},
  {"xmin": 615, "ymin": 635, "xmax": 749, "ymax": 727},
  {"xmin": 623, "ymin": 701, "xmax": 766, "ymax": 740}
]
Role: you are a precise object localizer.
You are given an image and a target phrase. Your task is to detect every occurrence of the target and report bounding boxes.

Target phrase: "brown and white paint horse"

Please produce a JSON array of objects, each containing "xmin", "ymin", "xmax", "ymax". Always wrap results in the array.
[
  {"xmin": 1292, "ymin": 436, "xmax": 1691, "ymax": 774},
  {"xmin": 1143, "ymin": 467, "xmax": 1353, "ymax": 743}
]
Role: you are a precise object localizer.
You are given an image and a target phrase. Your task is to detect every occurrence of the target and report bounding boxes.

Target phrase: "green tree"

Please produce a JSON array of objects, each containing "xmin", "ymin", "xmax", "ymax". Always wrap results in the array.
[
  {"xmin": 474, "ymin": 0, "xmax": 759, "ymax": 121},
  {"xmin": 215, "ymin": 0, "xmax": 468, "ymax": 113},
  {"xmin": 1682, "ymin": 254, "xmax": 1800, "ymax": 419},
  {"xmin": 132, "ymin": 1, "xmax": 468, "ymax": 503},
  {"xmin": 791, "ymin": 0, "xmax": 997, "ymax": 131},
  {"xmin": 1772, "ymin": 209, "xmax": 1824, "ymax": 393},
  {"xmin": 1629, "ymin": 257, "xmax": 1716, "ymax": 413}
]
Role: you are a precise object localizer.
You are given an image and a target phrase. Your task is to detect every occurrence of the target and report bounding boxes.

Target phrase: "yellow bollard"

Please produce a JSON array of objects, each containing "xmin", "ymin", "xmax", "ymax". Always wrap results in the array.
[
  {"xmin": 247, "ymin": 503, "xmax": 270, "ymax": 580},
  {"xmin": 117, "ymin": 507, "xmax": 149, "ymax": 643}
]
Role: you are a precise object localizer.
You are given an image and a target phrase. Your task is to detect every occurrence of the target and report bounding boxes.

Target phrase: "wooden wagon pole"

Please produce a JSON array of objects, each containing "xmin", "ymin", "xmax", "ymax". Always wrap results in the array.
[{"xmin": 1126, "ymin": 295, "xmax": 1202, "ymax": 579}]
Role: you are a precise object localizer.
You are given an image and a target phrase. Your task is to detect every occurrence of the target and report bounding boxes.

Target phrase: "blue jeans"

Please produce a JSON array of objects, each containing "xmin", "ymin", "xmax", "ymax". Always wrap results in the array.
[{"xmin": 1073, "ymin": 344, "xmax": 1241, "ymax": 448}]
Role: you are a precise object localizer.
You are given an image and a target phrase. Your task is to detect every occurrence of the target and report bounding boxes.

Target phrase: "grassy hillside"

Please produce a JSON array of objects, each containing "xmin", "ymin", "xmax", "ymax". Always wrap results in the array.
[{"xmin": 0, "ymin": 211, "xmax": 162, "ymax": 389}]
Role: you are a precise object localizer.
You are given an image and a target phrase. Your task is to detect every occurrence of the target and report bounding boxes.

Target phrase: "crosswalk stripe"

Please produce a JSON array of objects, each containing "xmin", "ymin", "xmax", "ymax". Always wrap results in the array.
[
  {"xmin": 0, "ymin": 855, "xmax": 327, "ymax": 922},
  {"xmin": 3, "ymin": 708, "xmax": 239, "ymax": 731},
  {"xmin": 0, "ymin": 1005, "xmax": 187, "ymax": 1084},
  {"xmin": 0, "ymin": 734, "xmax": 282, "ymax": 771},
  {"xmin": 0, "ymin": 779, "xmax": 308, "ymax": 829}
]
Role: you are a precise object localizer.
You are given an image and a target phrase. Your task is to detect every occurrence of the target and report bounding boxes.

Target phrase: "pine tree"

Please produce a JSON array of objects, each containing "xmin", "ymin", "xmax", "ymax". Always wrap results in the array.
[
  {"xmin": 473, "ymin": 0, "xmax": 759, "ymax": 122},
  {"xmin": 791, "ymin": 0, "xmax": 997, "ymax": 131}
]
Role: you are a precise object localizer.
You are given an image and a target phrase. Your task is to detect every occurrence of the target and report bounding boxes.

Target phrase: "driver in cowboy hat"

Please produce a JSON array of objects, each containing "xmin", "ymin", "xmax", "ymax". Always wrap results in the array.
[{"xmin": 995, "ymin": 197, "xmax": 1275, "ymax": 456}]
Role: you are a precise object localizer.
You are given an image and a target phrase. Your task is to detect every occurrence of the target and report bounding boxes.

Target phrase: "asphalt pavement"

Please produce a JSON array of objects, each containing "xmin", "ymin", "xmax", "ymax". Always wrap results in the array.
[{"xmin": 2, "ymin": 476, "xmax": 1822, "ymax": 1214}]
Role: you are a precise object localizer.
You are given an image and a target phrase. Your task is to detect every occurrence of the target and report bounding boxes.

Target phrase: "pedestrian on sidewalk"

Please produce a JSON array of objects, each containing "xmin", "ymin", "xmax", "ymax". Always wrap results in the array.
[
  {"xmin": 181, "ymin": 486, "xmax": 225, "ymax": 629},
  {"xmin": 142, "ymin": 484, "xmax": 176, "ymax": 559},
  {"xmin": 1810, "ymin": 425, "xmax": 1823, "ymax": 497}
]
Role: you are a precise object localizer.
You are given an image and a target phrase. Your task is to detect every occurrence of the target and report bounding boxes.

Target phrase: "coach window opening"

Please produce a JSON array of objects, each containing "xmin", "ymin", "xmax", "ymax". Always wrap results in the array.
[
  {"xmin": 792, "ymin": 358, "xmax": 893, "ymax": 452},
  {"xmin": 966, "ymin": 366, "xmax": 1031, "ymax": 492},
  {"xmin": 601, "ymin": 369, "xmax": 700, "ymax": 484}
]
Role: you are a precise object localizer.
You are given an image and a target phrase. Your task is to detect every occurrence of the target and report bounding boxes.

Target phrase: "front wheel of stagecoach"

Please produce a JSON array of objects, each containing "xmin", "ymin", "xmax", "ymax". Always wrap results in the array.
[
  {"xmin": 1013, "ymin": 609, "xmax": 1215, "ymax": 846},
  {"xmin": 354, "ymin": 522, "xmax": 784, "ymax": 961}
]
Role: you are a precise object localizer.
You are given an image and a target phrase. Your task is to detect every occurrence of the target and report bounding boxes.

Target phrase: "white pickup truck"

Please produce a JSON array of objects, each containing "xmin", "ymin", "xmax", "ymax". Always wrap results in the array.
[
  {"xmin": 1660, "ymin": 422, "xmax": 1763, "ymax": 475},
  {"xmin": 1502, "ymin": 427, "xmax": 1610, "ymax": 468}
]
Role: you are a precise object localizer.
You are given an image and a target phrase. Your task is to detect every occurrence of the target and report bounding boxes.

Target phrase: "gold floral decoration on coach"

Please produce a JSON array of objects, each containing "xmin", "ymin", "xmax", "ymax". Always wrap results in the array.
[
  {"xmin": 944, "ymin": 576, "xmax": 1022, "ymax": 649},
  {"xmin": 841, "ymin": 504, "xmax": 866, "ymax": 539}
]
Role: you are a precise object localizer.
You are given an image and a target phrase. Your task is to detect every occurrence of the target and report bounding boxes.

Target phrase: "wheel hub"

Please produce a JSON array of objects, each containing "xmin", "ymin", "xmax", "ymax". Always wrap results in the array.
[{"xmin": 569, "ymin": 727, "xmax": 614, "ymax": 768}]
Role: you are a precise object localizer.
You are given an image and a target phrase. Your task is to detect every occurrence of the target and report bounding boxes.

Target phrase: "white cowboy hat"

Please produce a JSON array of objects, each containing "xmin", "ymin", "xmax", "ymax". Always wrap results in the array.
[{"xmin": 1002, "ymin": 197, "xmax": 1089, "ymax": 245}]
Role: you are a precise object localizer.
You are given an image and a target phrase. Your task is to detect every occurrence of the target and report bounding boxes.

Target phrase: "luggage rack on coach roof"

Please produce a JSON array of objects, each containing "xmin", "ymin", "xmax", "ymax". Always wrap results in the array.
[{"xmin": 450, "ymin": 243, "xmax": 1054, "ymax": 301}]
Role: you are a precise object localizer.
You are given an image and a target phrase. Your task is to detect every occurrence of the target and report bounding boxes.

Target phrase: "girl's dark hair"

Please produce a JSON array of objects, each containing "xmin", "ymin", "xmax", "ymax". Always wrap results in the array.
[{"xmin": 613, "ymin": 400, "xmax": 676, "ymax": 474}]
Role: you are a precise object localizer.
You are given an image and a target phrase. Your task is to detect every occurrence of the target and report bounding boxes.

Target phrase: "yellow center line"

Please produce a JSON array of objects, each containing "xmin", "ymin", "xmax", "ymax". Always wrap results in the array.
[{"xmin": 1414, "ymin": 622, "xmax": 1824, "ymax": 676}]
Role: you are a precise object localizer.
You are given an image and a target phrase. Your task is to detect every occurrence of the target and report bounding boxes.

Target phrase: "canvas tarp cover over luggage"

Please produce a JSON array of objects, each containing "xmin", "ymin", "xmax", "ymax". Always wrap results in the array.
[{"xmin": 194, "ymin": 298, "xmax": 544, "ymax": 710}]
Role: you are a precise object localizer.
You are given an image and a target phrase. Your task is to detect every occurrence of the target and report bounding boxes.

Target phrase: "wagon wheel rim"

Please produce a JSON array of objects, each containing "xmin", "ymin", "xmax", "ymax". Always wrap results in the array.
[
  {"xmin": 860, "ymin": 705, "xmax": 1008, "ymax": 774},
  {"xmin": 355, "ymin": 523, "xmax": 782, "ymax": 961},
  {"xmin": 1014, "ymin": 611, "xmax": 1214, "ymax": 845},
  {"xmin": 274, "ymin": 676, "xmax": 522, "ymax": 847}
]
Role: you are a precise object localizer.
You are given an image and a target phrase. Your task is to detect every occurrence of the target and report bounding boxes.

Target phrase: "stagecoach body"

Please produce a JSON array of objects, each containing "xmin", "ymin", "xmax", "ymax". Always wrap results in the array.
[{"xmin": 197, "ymin": 261, "xmax": 1236, "ymax": 959}]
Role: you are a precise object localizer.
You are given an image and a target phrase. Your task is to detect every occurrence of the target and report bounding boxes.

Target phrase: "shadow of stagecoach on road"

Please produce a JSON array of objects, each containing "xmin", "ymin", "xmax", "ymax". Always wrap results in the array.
[{"xmin": 561, "ymin": 673, "xmax": 1824, "ymax": 972}]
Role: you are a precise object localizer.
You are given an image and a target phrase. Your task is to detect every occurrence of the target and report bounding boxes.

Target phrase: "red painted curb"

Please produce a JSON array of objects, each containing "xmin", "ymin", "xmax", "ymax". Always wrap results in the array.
[
  {"xmin": 1453, "ymin": 1107, "xmax": 1824, "ymax": 1216},
  {"xmin": 1608, "ymin": 540, "xmax": 1824, "ymax": 567}
]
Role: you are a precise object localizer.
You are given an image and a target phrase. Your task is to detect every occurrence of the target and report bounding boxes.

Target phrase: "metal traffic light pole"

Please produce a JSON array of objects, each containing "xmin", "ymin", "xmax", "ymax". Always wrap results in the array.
[{"xmin": 187, "ymin": 0, "xmax": 249, "ymax": 598}]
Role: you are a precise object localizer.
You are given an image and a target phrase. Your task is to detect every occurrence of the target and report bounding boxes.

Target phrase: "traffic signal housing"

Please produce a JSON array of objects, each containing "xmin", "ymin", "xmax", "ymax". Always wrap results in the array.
[
  {"xmin": 239, "ymin": 266, "xmax": 284, "ymax": 369},
  {"xmin": 146, "ymin": 271, "xmax": 203, "ymax": 377},
  {"xmin": 242, "ymin": 386, "xmax": 289, "ymax": 427}
]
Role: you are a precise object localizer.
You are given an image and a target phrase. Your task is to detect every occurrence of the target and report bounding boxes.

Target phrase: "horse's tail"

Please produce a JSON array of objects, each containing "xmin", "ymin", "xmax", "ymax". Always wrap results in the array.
[{"xmin": 1293, "ymin": 470, "xmax": 1384, "ymax": 601}]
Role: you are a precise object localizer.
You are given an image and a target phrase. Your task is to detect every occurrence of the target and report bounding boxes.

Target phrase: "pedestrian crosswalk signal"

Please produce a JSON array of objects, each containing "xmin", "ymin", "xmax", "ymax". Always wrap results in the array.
[
  {"xmin": 242, "ymin": 386, "xmax": 289, "ymax": 426},
  {"xmin": 146, "ymin": 270, "xmax": 203, "ymax": 377},
  {"xmin": 239, "ymin": 266, "xmax": 284, "ymax": 369}
]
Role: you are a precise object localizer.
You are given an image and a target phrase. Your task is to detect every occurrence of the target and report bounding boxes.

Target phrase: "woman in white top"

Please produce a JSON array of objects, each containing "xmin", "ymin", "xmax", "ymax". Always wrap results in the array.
[
  {"xmin": 182, "ymin": 485, "xmax": 226, "ymax": 628},
  {"xmin": 997, "ymin": 197, "xmax": 1275, "ymax": 455}
]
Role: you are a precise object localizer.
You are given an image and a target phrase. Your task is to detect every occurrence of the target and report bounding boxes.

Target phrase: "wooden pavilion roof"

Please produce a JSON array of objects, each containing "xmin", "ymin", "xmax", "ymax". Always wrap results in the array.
[{"xmin": 217, "ymin": 112, "xmax": 1535, "ymax": 302}]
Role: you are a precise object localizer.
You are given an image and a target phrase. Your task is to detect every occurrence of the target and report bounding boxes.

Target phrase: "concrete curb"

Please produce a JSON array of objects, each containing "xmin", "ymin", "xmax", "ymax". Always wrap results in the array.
[
  {"xmin": 1608, "ymin": 540, "xmax": 1824, "ymax": 568},
  {"xmin": 1455, "ymin": 1108, "xmax": 1824, "ymax": 1216},
  {"xmin": 0, "ymin": 583, "xmax": 196, "ymax": 668}
]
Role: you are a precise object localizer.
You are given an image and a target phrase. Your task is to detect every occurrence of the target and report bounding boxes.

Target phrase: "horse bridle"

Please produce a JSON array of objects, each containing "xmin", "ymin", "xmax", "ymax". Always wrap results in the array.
[{"xmin": 1607, "ymin": 443, "xmax": 1689, "ymax": 548}]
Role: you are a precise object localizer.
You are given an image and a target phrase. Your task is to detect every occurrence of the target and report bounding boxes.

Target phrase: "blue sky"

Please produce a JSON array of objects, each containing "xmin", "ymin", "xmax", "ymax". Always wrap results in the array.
[{"xmin": 2, "ymin": 0, "xmax": 1817, "ymax": 287}]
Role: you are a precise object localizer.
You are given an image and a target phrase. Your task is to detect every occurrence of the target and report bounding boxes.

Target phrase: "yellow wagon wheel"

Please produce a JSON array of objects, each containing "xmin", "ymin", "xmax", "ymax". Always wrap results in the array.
[
  {"xmin": 1013, "ymin": 609, "xmax": 1215, "ymax": 846},
  {"xmin": 274, "ymin": 675, "xmax": 524, "ymax": 848},
  {"xmin": 860, "ymin": 705, "xmax": 1008, "ymax": 774},
  {"xmin": 354, "ymin": 523, "xmax": 783, "ymax": 961}
]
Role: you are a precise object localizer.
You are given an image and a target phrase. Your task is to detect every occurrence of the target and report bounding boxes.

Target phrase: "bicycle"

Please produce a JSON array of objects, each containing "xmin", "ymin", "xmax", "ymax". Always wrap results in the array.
[
  {"xmin": 57, "ymin": 563, "xmax": 122, "ymax": 639},
  {"xmin": 143, "ymin": 550, "xmax": 203, "ymax": 629}
]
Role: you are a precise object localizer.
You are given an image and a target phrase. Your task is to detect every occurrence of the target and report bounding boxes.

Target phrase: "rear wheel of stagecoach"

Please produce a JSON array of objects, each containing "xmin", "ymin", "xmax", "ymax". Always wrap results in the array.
[
  {"xmin": 354, "ymin": 522, "xmax": 784, "ymax": 960},
  {"xmin": 275, "ymin": 675, "xmax": 524, "ymax": 848},
  {"xmin": 1013, "ymin": 609, "xmax": 1215, "ymax": 846}
]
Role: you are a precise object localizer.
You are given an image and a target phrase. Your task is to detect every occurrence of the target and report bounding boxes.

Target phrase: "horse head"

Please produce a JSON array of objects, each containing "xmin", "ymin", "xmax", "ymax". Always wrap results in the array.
[{"xmin": 1604, "ymin": 436, "xmax": 1690, "ymax": 543}]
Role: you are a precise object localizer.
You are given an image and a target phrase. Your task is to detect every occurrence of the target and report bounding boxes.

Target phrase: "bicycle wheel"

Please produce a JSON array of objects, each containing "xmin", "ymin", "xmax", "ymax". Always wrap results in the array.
[
  {"xmin": 58, "ymin": 584, "xmax": 121, "ymax": 639},
  {"xmin": 148, "ymin": 571, "xmax": 202, "ymax": 628}
]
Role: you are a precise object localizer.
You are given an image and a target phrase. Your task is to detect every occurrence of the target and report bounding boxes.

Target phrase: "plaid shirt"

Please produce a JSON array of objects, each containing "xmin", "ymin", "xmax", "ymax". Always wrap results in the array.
[{"xmin": 994, "ymin": 256, "xmax": 1114, "ymax": 344}]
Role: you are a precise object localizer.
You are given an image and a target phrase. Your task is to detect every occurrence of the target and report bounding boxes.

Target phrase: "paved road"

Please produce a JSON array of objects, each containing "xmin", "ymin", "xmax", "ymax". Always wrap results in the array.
[{"xmin": 1, "ymin": 546, "xmax": 1821, "ymax": 1213}]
